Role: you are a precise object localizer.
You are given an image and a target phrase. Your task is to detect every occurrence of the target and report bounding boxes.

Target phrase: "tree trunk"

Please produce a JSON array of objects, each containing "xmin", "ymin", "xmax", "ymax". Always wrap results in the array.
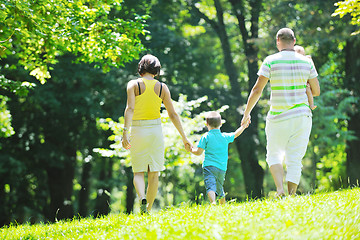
[
  {"xmin": 346, "ymin": 115, "xmax": 360, "ymax": 186},
  {"xmin": 190, "ymin": 0, "xmax": 264, "ymax": 198},
  {"xmin": 46, "ymin": 155, "xmax": 75, "ymax": 221},
  {"xmin": 125, "ymin": 166, "xmax": 135, "ymax": 214},
  {"xmin": 345, "ymin": 38, "xmax": 360, "ymax": 186},
  {"xmin": 94, "ymin": 158, "xmax": 113, "ymax": 217},
  {"xmin": 242, "ymin": 44, "xmax": 264, "ymax": 198},
  {"xmin": 190, "ymin": 0, "xmax": 241, "ymax": 99},
  {"xmin": 235, "ymin": 129, "xmax": 264, "ymax": 198},
  {"xmin": 78, "ymin": 159, "xmax": 92, "ymax": 217},
  {"xmin": 230, "ymin": 0, "xmax": 264, "ymax": 198},
  {"xmin": 0, "ymin": 183, "xmax": 10, "ymax": 226}
]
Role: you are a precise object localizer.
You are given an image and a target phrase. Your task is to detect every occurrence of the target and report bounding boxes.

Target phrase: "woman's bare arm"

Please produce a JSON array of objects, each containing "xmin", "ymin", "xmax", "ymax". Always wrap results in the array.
[
  {"xmin": 122, "ymin": 80, "xmax": 136, "ymax": 149},
  {"xmin": 162, "ymin": 84, "xmax": 191, "ymax": 150}
]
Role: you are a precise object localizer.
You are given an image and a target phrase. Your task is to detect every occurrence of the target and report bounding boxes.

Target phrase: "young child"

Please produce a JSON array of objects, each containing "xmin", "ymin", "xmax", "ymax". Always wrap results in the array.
[
  {"xmin": 294, "ymin": 45, "xmax": 317, "ymax": 110},
  {"xmin": 189, "ymin": 111, "xmax": 249, "ymax": 205}
]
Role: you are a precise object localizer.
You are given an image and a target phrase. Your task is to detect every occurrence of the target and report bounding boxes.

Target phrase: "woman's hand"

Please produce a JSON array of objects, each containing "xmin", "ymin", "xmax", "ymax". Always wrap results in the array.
[
  {"xmin": 122, "ymin": 132, "xmax": 131, "ymax": 150},
  {"xmin": 182, "ymin": 137, "xmax": 192, "ymax": 152}
]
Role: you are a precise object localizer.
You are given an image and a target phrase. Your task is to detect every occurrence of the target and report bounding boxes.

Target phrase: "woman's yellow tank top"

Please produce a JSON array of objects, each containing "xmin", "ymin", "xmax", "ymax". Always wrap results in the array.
[{"xmin": 133, "ymin": 79, "xmax": 162, "ymax": 120}]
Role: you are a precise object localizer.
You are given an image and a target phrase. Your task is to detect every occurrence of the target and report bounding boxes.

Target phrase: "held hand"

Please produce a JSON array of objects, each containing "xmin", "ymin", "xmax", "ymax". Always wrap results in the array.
[
  {"xmin": 242, "ymin": 119, "xmax": 250, "ymax": 128},
  {"xmin": 182, "ymin": 137, "xmax": 192, "ymax": 152},
  {"xmin": 122, "ymin": 133, "xmax": 131, "ymax": 150},
  {"xmin": 241, "ymin": 114, "xmax": 251, "ymax": 127},
  {"xmin": 190, "ymin": 146, "xmax": 197, "ymax": 153},
  {"xmin": 185, "ymin": 143, "xmax": 192, "ymax": 152}
]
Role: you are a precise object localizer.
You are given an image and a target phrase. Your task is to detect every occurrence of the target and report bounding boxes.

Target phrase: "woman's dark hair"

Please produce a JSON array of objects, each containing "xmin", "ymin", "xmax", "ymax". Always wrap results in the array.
[{"xmin": 138, "ymin": 54, "xmax": 161, "ymax": 76}]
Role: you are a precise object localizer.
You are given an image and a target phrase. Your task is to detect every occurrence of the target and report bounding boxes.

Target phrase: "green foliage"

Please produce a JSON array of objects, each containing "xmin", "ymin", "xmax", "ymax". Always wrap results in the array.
[
  {"xmin": 0, "ymin": 73, "xmax": 36, "ymax": 97},
  {"xmin": 0, "ymin": 0, "xmax": 148, "ymax": 151},
  {"xmin": 161, "ymin": 95, "xmax": 208, "ymax": 167},
  {"xmin": 0, "ymin": 96, "xmax": 14, "ymax": 139},
  {"xmin": 0, "ymin": 54, "xmax": 129, "ymax": 223},
  {"xmin": 0, "ymin": 0, "xmax": 147, "ymax": 83},
  {"xmin": 1, "ymin": 0, "xmax": 359, "ymax": 224},
  {"xmin": 1, "ymin": 188, "xmax": 359, "ymax": 239},
  {"xmin": 332, "ymin": 0, "xmax": 360, "ymax": 35},
  {"xmin": 317, "ymin": 145, "xmax": 347, "ymax": 191},
  {"xmin": 308, "ymin": 55, "xmax": 358, "ymax": 191},
  {"xmin": 260, "ymin": 0, "xmax": 358, "ymax": 193},
  {"xmin": 261, "ymin": 0, "xmax": 352, "ymax": 69}
]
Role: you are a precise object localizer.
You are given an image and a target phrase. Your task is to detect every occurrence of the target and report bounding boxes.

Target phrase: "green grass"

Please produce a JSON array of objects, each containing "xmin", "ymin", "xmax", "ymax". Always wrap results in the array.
[{"xmin": 1, "ymin": 188, "xmax": 359, "ymax": 240}]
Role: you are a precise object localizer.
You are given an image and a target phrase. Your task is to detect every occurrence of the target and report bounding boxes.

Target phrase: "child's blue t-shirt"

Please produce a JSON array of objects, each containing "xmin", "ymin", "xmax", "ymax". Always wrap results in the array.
[{"xmin": 197, "ymin": 129, "xmax": 235, "ymax": 171}]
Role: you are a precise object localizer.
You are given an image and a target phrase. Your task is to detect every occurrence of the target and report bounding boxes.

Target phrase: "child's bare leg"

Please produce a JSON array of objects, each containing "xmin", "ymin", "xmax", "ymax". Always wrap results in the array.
[
  {"xmin": 218, "ymin": 197, "xmax": 225, "ymax": 205},
  {"xmin": 207, "ymin": 191, "xmax": 217, "ymax": 204},
  {"xmin": 306, "ymin": 85, "xmax": 317, "ymax": 110}
]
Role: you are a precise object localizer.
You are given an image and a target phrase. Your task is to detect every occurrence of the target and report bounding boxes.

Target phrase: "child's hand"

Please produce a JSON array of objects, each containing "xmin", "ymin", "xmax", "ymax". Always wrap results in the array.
[
  {"xmin": 243, "ymin": 119, "xmax": 250, "ymax": 128},
  {"xmin": 241, "ymin": 118, "xmax": 250, "ymax": 128},
  {"xmin": 188, "ymin": 146, "xmax": 204, "ymax": 156},
  {"xmin": 241, "ymin": 114, "xmax": 251, "ymax": 127}
]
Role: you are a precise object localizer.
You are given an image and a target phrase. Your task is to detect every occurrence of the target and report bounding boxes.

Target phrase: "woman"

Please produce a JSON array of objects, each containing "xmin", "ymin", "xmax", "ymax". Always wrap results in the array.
[{"xmin": 122, "ymin": 54, "xmax": 191, "ymax": 213}]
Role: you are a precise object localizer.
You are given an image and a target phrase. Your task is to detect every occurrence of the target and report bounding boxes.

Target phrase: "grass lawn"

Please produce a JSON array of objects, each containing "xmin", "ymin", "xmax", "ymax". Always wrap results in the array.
[{"xmin": 1, "ymin": 188, "xmax": 359, "ymax": 240}]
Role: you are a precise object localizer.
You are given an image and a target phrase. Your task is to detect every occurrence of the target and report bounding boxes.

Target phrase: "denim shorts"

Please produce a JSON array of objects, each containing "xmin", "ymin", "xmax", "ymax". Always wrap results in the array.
[{"xmin": 203, "ymin": 166, "xmax": 226, "ymax": 198}]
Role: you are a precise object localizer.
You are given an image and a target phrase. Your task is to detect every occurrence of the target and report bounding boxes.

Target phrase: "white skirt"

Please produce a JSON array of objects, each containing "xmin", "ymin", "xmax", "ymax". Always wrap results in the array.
[{"xmin": 130, "ymin": 118, "xmax": 165, "ymax": 172}]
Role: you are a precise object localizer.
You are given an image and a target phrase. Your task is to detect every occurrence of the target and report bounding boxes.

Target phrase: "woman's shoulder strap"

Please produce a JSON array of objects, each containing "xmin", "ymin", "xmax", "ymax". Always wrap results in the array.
[
  {"xmin": 137, "ymin": 80, "xmax": 141, "ymax": 95},
  {"xmin": 159, "ymin": 82, "xmax": 163, "ymax": 97}
]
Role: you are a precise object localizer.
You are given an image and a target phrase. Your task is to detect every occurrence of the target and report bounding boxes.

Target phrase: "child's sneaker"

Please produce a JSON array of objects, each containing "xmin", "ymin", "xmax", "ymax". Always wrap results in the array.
[{"xmin": 140, "ymin": 198, "xmax": 147, "ymax": 214}]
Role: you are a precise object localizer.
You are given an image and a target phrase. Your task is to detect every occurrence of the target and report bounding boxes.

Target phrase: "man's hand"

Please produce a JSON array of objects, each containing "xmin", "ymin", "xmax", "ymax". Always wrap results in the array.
[{"xmin": 241, "ymin": 114, "xmax": 251, "ymax": 127}]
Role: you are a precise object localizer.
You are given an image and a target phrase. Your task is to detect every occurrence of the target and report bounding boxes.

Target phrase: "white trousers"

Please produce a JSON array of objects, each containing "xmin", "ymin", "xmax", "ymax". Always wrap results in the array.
[{"xmin": 265, "ymin": 116, "xmax": 312, "ymax": 185}]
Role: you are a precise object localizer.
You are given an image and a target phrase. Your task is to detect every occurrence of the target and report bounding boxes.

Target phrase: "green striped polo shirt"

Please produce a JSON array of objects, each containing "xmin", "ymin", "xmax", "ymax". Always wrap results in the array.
[{"xmin": 258, "ymin": 51, "xmax": 318, "ymax": 121}]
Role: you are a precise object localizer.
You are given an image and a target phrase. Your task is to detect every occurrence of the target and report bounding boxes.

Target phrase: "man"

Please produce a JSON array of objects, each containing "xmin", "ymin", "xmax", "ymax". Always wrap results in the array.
[{"xmin": 241, "ymin": 28, "xmax": 320, "ymax": 196}]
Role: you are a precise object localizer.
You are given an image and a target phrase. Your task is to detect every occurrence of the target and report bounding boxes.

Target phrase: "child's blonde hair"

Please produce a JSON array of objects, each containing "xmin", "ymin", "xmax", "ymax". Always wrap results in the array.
[{"xmin": 294, "ymin": 45, "xmax": 305, "ymax": 55}]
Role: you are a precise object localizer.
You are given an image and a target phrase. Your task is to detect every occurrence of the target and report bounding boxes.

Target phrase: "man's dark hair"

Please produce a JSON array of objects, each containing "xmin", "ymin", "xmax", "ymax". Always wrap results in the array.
[
  {"xmin": 276, "ymin": 28, "xmax": 295, "ymax": 45},
  {"xmin": 206, "ymin": 111, "xmax": 222, "ymax": 128},
  {"xmin": 138, "ymin": 54, "xmax": 161, "ymax": 76}
]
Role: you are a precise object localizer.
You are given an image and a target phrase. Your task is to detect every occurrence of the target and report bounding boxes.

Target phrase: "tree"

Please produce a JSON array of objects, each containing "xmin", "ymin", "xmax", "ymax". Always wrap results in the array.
[
  {"xmin": 343, "ymin": 37, "xmax": 360, "ymax": 186},
  {"xmin": 0, "ymin": 0, "xmax": 147, "ymax": 142},
  {"xmin": 332, "ymin": 0, "xmax": 360, "ymax": 187},
  {"xmin": 187, "ymin": 0, "xmax": 264, "ymax": 198},
  {"xmin": 0, "ymin": 0, "xmax": 146, "ymax": 83},
  {"xmin": 260, "ymin": 0, "xmax": 359, "ymax": 192},
  {"xmin": 0, "ymin": 53, "xmax": 134, "ymax": 224},
  {"xmin": 307, "ymin": 58, "xmax": 357, "ymax": 191},
  {"xmin": 0, "ymin": 95, "xmax": 14, "ymax": 139},
  {"xmin": 332, "ymin": 0, "xmax": 360, "ymax": 35}
]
